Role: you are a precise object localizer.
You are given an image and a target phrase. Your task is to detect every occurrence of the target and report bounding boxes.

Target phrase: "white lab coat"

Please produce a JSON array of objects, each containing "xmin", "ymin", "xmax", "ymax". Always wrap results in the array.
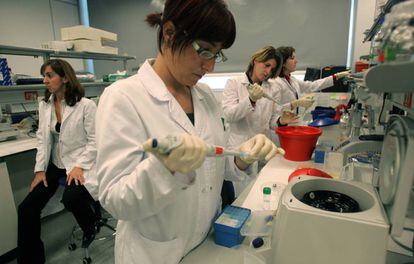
[
  {"xmin": 35, "ymin": 95, "xmax": 98, "ymax": 197},
  {"xmin": 95, "ymin": 59, "xmax": 252, "ymax": 264},
  {"xmin": 271, "ymin": 75, "xmax": 334, "ymax": 109},
  {"xmin": 222, "ymin": 75, "xmax": 279, "ymax": 195},
  {"xmin": 222, "ymin": 74, "xmax": 279, "ymax": 149}
]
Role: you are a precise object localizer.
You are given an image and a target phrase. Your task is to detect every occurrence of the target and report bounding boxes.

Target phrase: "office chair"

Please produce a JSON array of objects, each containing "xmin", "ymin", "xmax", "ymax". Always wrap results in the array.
[
  {"xmin": 58, "ymin": 177, "xmax": 116, "ymax": 264},
  {"xmin": 67, "ymin": 201, "xmax": 116, "ymax": 264}
]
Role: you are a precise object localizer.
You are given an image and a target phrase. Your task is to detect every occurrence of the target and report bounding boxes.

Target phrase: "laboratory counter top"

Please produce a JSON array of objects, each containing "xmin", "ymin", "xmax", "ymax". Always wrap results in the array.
[
  {"xmin": 181, "ymin": 155, "xmax": 323, "ymax": 264},
  {"xmin": 180, "ymin": 155, "xmax": 412, "ymax": 264},
  {"xmin": 0, "ymin": 131, "xmax": 37, "ymax": 158}
]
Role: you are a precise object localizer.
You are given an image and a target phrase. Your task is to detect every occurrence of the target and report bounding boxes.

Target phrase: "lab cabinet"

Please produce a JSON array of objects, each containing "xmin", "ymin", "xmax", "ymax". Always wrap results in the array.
[{"xmin": 0, "ymin": 162, "xmax": 17, "ymax": 257}]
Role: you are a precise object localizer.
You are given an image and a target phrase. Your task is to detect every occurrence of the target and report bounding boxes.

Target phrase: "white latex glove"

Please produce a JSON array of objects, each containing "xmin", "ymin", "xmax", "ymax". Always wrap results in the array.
[
  {"xmin": 334, "ymin": 70, "xmax": 351, "ymax": 79},
  {"xmin": 291, "ymin": 94, "xmax": 315, "ymax": 109},
  {"xmin": 237, "ymin": 134, "xmax": 284, "ymax": 164},
  {"xmin": 247, "ymin": 83, "xmax": 264, "ymax": 102},
  {"xmin": 143, "ymin": 134, "xmax": 207, "ymax": 174},
  {"xmin": 279, "ymin": 111, "xmax": 300, "ymax": 125}
]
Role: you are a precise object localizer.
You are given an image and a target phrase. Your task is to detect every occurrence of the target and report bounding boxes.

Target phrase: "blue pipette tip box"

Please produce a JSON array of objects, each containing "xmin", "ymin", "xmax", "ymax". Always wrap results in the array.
[{"xmin": 213, "ymin": 205, "xmax": 251, "ymax": 248}]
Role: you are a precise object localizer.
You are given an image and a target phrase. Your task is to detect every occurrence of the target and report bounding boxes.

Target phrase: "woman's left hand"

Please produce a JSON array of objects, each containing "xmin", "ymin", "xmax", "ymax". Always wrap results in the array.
[
  {"xmin": 67, "ymin": 167, "xmax": 85, "ymax": 186},
  {"xmin": 235, "ymin": 134, "xmax": 284, "ymax": 170}
]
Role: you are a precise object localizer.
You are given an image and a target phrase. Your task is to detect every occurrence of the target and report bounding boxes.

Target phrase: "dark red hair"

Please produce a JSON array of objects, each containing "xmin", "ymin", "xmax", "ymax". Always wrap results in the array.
[{"xmin": 145, "ymin": 0, "xmax": 236, "ymax": 54}]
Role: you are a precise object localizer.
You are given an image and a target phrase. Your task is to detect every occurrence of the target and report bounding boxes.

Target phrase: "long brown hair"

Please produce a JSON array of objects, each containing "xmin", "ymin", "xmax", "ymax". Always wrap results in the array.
[
  {"xmin": 145, "ymin": 0, "xmax": 236, "ymax": 54},
  {"xmin": 246, "ymin": 46, "xmax": 283, "ymax": 80},
  {"xmin": 40, "ymin": 59, "xmax": 84, "ymax": 106},
  {"xmin": 276, "ymin": 46, "xmax": 296, "ymax": 77}
]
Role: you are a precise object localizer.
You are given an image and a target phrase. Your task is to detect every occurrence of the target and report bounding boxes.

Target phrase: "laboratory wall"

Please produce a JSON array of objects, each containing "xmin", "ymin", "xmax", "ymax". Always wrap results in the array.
[
  {"xmin": 352, "ymin": 0, "xmax": 376, "ymax": 65},
  {"xmin": 88, "ymin": 0, "xmax": 351, "ymax": 77},
  {"xmin": 0, "ymin": 0, "xmax": 84, "ymax": 76}
]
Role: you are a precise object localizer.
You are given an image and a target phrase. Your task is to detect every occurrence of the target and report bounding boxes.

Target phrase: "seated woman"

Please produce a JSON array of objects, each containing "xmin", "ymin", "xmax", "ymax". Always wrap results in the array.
[
  {"xmin": 222, "ymin": 46, "xmax": 286, "ymax": 195},
  {"xmin": 17, "ymin": 59, "xmax": 97, "ymax": 264}
]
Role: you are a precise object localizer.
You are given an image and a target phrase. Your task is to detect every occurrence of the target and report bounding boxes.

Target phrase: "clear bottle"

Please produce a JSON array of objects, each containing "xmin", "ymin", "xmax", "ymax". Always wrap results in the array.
[{"xmin": 263, "ymin": 187, "xmax": 271, "ymax": 210}]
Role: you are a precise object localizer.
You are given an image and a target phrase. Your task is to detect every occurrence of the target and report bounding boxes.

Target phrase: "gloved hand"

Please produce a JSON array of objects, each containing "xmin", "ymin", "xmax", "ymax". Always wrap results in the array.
[
  {"xmin": 143, "ymin": 134, "xmax": 207, "ymax": 174},
  {"xmin": 237, "ymin": 134, "xmax": 284, "ymax": 165},
  {"xmin": 290, "ymin": 94, "xmax": 315, "ymax": 109},
  {"xmin": 279, "ymin": 111, "xmax": 299, "ymax": 125},
  {"xmin": 334, "ymin": 70, "xmax": 351, "ymax": 79},
  {"xmin": 247, "ymin": 83, "xmax": 264, "ymax": 102}
]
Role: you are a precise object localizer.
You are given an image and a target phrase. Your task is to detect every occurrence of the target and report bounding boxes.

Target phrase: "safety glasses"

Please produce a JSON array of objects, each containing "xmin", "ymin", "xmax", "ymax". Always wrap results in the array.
[{"xmin": 192, "ymin": 41, "xmax": 227, "ymax": 63}]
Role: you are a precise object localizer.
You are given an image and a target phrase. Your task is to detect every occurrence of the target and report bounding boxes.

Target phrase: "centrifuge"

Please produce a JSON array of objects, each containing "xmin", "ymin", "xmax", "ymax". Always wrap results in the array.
[{"xmin": 270, "ymin": 115, "xmax": 414, "ymax": 264}]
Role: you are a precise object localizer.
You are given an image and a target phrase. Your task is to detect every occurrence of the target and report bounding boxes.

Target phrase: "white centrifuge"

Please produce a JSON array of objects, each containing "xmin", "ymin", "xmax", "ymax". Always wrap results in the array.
[{"xmin": 270, "ymin": 115, "xmax": 414, "ymax": 264}]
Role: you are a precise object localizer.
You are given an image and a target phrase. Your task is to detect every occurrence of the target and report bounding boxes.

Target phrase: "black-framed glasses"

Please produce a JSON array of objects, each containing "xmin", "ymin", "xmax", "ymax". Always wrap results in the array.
[{"xmin": 192, "ymin": 41, "xmax": 227, "ymax": 63}]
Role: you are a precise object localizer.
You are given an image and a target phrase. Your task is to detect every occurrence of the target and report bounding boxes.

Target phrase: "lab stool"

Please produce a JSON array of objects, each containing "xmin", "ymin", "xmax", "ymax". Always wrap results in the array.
[
  {"xmin": 67, "ymin": 201, "xmax": 116, "ymax": 264},
  {"xmin": 57, "ymin": 177, "xmax": 116, "ymax": 264}
]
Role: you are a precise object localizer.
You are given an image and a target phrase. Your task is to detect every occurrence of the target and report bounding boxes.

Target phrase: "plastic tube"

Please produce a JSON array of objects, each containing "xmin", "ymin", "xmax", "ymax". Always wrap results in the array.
[{"xmin": 262, "ymin": 93, "xmax": 278, "ymax": 103}]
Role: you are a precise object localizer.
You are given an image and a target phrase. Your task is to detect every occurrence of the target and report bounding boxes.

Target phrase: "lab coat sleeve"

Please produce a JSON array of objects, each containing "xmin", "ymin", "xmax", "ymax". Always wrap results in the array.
[
  {"xmin": 34, "ymin": 102, "xmax": 46, "ymax": 173},
  {"xmin": 296, "ymin": 76, "xmax": 334, "ymax": 94},
  {"xmin": 74, "ymin": 100, "xmax": 97, "ymax": 170},
  {"xmin": 96, "ymin": 87, "xmax": 185, "ymax": 221},
  {"xmin": 222, "ymin": 79, "xmax": 255, "ymax": 123}
]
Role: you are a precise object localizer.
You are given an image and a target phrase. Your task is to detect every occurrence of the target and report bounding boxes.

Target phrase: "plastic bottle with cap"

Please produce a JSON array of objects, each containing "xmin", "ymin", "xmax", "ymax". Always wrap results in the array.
[{"xmin": 263, "ymin": 187, "xmax": 271, "ymax": 210}]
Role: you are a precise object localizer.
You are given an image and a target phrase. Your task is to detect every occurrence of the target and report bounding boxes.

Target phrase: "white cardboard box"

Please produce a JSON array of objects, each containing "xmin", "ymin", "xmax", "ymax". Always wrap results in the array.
[
  {"xmin": 41, "ymin": 41, "xmax": 73, "ymax": 51},
  {"xmin": 72, "ymin": 39, "xmax": 118, "ymax": 55},
  {"xmin": 61, "ymin": 25, "xmax": 117, "ymax": 42}
]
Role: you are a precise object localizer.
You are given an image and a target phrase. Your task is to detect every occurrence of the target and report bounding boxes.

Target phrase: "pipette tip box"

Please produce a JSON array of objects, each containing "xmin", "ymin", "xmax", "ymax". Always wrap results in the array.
[{"xmin": 214, "ymin": 205, "xmax": 251, "ymax": 248}]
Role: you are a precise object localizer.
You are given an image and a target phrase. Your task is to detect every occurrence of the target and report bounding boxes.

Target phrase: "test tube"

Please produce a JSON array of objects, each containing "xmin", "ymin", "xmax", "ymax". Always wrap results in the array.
[{"xmin": 263, "ymin": 187, "xmax": 271, "ymax": 210}]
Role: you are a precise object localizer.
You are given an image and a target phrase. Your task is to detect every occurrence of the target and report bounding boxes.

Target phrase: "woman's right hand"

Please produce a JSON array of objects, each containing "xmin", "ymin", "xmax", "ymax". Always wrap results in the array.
[
  {"xmin": 30, "ymin": 171, "xmax": 48, "ymax": 192},
  {"xmin": 247, "ymin": 83, "xmax": 264, "ymax": 102},
  {"xmin": 144, "ymin": 134, "xmax": 207, "ymax": 174}
]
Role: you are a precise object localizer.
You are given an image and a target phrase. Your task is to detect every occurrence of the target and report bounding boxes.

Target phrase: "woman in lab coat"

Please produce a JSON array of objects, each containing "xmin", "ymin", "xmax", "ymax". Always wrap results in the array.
[
  {"xmin": 221, "ymin": 46, "xmax": 286, "ymax": 194},
  {"xmin": 222, "ymin": 46, "xmax": 282, "ymax": 148},
  {"xmin": 272, "ymin": 46, "xmax": 350, "ymax": 116},
  {"xmin": 17, "ymin": 59, "xmax": 97, "ymax": 264},
  {"xmin": 94, "ymin": 1, "xmax": 280, "ymax": 263}
]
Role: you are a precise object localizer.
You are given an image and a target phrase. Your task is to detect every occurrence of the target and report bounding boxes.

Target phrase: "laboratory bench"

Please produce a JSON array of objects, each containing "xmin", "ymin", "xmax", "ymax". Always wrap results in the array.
[
  {"xmin": 1, "ymin": 132, "xmax": 412, "ymax": 263},
  {"xmin": 181, "ymin": 155, "xmax": 413, "ymax": 264}
]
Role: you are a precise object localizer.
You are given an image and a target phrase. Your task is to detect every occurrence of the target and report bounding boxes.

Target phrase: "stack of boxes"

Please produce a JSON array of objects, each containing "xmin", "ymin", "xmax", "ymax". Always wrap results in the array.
[
  {"xmin": 41, "ymin": 26, "xmax": 118, "ymax": 55},
  {"xmin": 61, "ymin": 25, "xmax": 118, "ymax": 55}
]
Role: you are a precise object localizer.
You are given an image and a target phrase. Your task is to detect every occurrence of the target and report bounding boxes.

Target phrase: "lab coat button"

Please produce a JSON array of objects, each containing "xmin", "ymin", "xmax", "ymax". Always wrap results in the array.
[
  {"xmin": 181, "ymin": 186, "xmax": 187, "ymax": 190},
  {"xmin": 201, "ymin": 188, "xmax": 206, "ymax": 193},
  {"xmin": 209, "ymin": 186, "xmax": 212, "ymax": 190}
]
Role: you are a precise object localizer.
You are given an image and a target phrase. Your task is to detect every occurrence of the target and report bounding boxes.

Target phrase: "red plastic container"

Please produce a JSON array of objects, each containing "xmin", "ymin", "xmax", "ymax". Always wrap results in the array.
[{"xmin": 276, "ymin": 126, "xmax": 322, "ymax": 161}]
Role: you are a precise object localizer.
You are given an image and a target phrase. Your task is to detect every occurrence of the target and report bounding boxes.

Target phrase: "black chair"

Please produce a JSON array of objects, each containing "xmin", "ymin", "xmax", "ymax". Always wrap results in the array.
[
  {"xmin": 58, "ymin": 177, "xmax": 115, "ymax": 264},
  {"xmin": 67, "ymin": 201, "xmax": 116, "ymax": 264}
]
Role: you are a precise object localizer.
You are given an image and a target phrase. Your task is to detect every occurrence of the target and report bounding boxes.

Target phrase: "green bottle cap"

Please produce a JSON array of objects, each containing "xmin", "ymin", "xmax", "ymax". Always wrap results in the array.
[{"xmin": 263, "ymin": 187, "xmax": 271, "ymax": 195}]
